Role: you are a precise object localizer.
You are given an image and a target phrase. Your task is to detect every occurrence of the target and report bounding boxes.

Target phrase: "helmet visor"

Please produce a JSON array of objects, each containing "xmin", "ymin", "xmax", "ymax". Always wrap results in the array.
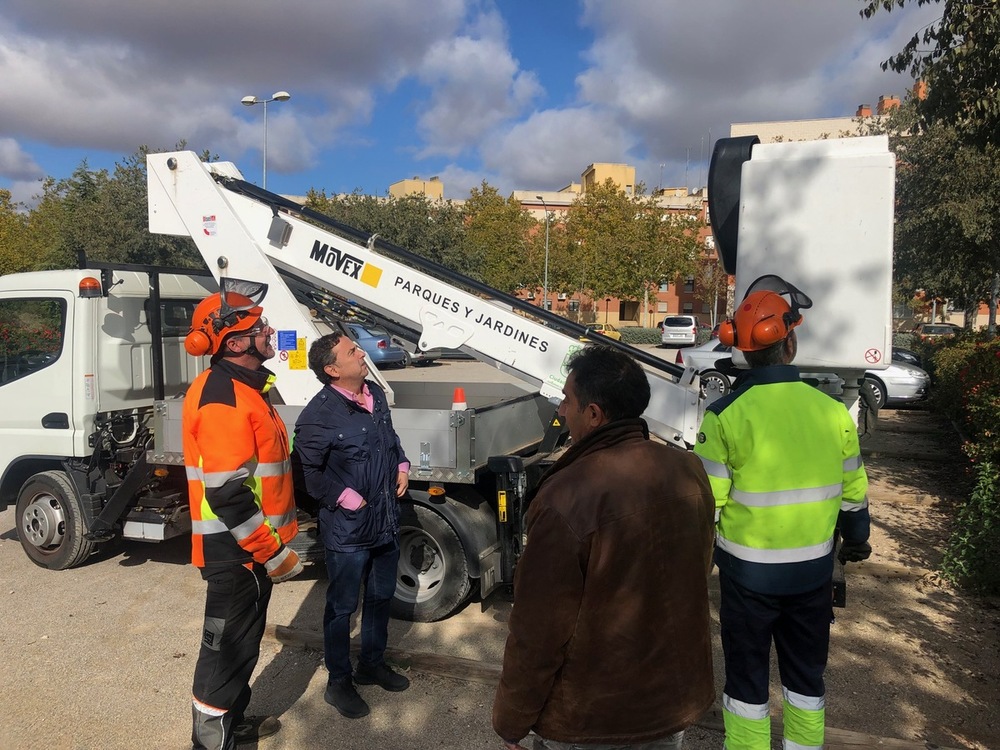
[{"xmin": 743, "ymin": 274, "xmax": 812, "ymax": 315}]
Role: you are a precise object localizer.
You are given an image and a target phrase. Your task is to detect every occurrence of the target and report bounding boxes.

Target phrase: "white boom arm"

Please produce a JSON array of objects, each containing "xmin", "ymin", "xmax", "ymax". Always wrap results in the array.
[{"xmin": 147, "ymin": 151, "xmax": 702, "ymax": 446}]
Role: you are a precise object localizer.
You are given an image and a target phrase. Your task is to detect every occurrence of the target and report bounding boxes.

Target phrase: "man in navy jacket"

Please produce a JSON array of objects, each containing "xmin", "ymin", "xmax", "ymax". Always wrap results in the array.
[{"xmin": 294, "ymin": 332, "xmax": 410, "ymax": 719}]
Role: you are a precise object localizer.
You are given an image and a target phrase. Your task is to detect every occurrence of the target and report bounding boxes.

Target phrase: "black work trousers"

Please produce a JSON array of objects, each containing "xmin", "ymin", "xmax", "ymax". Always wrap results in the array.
[{"xmin": 191, "ymin": 562, "xmax": 273, "ymax": 750}]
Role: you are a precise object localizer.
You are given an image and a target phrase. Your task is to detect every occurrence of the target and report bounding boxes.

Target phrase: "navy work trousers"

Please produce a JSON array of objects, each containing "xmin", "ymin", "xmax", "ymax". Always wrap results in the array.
[
  {"xmin": 718, "ymin": 572, "xmax": 832, "ymax": 705},
  {"xmin": 323, "ymin": 540, "xmax": 400, "ymax": 682}
]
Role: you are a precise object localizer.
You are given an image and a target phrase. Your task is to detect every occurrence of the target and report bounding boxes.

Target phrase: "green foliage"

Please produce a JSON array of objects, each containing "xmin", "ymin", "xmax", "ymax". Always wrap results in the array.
[
  {"xmin": 926, "ymin": 334, "xmax": 1000, "ymax": 593},
  {"xmin": 0, "ymin": 190, "xmax": 29, "ymax": 275},
  {"xmin": 861, "ymin": 0, "xmax": 1000, "ymax": 147},
  {"xmin": 304, "ymin": 190, "xmax": 470, "ymax": 277},
  {"xmin": 461, "ymin": 183, "xmax": 536, "ymax": 293},
  {"xmin": 930, "ymin": 335, "xmax": 1000, "ymax": 460},
  {"xmin": 941, "ymin": 460, "xmax": 1000, "ymax": 594},
  {"xmin": 619, "ymin": 327, "xmax": 660, "ymax": 345},
  {"xmin": 892, "ymin": 331, "xmax": 917, "ymax": 350},
  {"xmin": 561, "ymin": 180, "xmax": 699, "ymax": 302}
]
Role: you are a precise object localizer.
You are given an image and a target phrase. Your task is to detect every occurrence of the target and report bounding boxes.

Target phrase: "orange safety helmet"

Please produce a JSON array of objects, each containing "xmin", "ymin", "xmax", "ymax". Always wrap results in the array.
[
  {"xmin": 717, "ymin": 275, "xmax": 812, "ymax": 352},
  {"xmin": 185, "ymin": 279, "xmax": 268, "ymax": 357}
]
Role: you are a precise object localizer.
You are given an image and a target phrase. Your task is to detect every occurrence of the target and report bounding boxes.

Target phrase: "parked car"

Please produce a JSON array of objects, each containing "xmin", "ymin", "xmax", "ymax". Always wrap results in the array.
[
  {"xmin": 582, "ymin": 323, "xmax": 622, "ymax": 341},
  {"xmin": 913, "ymin": 322, "xmax": 962, "ymax": 341},
  {"xmin": 345, "ymin": 323, "xmax": 407, "ymax": 368},
  {"xmin": 391, "ymin": 336, "xmax": 442, "ymax": 367},
  {"xmin": 659, "ymin": 315, "xmax": 699, "ymax": 347},
  {"xmin": 863, "ymin": 359, "xmax": 930, "ymax": 409},
  {"xmin": 675, "ymin": 340, "xmax": 930, "ymax": 408},
  {"xmin": 891, "ymin": 347, "xmax": 922, "ymax": 368}
]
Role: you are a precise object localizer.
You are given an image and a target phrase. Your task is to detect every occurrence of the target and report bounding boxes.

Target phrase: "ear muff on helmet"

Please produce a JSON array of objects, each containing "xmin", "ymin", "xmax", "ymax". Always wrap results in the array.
[
  {"xmin": 184, "ymin": 329, "xmax": 213, "ymax": 356},
  {"xmin": 728, "ymin": 290, "xmax": 802, "ymax": 352},
  {"xmin": 717, "ymin": 320, "xmax": 736, "ymax": 347},
  {"xmin": 184, "ymin": 289, "xmax": 263, "ymax": 357}
]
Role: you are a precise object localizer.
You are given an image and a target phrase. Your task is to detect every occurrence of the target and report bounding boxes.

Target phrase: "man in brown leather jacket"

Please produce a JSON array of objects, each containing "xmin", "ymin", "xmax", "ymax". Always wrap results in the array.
[{"xmin": 493, "ymin": 345, "xmax": 716, "ymax": 750}]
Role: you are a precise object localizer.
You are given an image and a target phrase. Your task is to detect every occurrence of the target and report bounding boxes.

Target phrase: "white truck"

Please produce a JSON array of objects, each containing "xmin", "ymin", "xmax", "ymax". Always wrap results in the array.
[{"xmin": 0, "ymin": 135, "xmax": 894, "ymax": 620}]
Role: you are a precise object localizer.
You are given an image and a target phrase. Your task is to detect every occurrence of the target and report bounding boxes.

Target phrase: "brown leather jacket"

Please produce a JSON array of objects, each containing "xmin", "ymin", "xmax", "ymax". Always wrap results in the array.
[{"xmin": 493, "ymin": 419, "xmax": 716, "ymax": 744}]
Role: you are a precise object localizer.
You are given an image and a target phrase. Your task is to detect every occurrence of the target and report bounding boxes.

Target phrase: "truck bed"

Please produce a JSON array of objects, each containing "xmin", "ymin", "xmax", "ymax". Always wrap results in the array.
[{"xmin": 151, "ymin": 381, "xmax": 555, "ymax": 484}]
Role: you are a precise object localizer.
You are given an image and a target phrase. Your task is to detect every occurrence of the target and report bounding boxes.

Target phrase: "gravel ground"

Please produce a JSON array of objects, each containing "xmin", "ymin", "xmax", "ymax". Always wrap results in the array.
[{"xmin": 0, "ymin": 386, "xmax": 997, "ymax": 749}]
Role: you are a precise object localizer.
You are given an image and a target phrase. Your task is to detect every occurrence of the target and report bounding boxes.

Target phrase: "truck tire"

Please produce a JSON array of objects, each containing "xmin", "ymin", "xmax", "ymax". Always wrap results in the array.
[
  {"xmin": 15, "ymin": 470, "xmax": 96, "ymax": 570},
  {"xmin": 392, "ymin": 504, "xmax": 471, "ymax": 622}
]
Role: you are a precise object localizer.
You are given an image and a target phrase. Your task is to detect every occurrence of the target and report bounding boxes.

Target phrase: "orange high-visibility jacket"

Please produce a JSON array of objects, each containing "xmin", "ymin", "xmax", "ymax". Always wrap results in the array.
[{"xmin": 182, "ymin": 359, "xmax": 297, "ymax": 568}]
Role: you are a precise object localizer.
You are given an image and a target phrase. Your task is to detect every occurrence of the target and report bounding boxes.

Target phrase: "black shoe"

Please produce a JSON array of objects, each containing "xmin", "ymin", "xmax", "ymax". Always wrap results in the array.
[
  {"xmin": 324, "ymin": 677, "xmax": 370, "ymax": 719},
  {"xmin": 354, "ymin": 661, "xmax": 410, "ymax": 692},
  {"xmin": 233, "ymin": 715, "xmax": 281, "ymax": 745}
]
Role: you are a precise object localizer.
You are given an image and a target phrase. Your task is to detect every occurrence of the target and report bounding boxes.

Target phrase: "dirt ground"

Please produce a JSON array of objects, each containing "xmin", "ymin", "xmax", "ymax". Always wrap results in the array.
[
  {"xmin": 0, "ymin": 402, "xmax": 997, "ymax": 749},
  {"xmin": 841, "ymin": 407, "xmax": 1000, "ymax": 749}
]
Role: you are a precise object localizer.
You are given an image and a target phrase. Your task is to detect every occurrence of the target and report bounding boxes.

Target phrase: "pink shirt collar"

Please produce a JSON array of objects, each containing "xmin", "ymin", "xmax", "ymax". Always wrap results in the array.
[{"xmin": 330, "ymin": 381, "xmax": 373, "ymax": 412}]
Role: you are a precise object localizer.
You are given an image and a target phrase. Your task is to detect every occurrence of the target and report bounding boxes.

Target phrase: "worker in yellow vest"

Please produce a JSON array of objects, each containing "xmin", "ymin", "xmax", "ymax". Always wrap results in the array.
[{"xmin": 694, "ymin": 275, "xmax": 871, "ymax": 750}]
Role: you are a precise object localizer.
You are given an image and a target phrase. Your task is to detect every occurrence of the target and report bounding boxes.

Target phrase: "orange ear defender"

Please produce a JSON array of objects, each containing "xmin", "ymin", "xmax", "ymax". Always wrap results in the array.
[{"xmin": 722, "ymin": 290, "xmax": 802, "ymax": 352}]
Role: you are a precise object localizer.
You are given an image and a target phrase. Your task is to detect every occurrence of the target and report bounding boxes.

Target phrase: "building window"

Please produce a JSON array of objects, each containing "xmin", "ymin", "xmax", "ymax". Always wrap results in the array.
[
  {"xmin": 704, "ymin": 235, "xmax": 715, "ymax": 250},
  {"xmin": 657, "ymin": 302, "xmax": 668, "ymax": 313},
  {"xmin": 683, "ymin": 276, "xmax": 694, "ymax": 293},
  {"xmin": 682, "ymin": 302, "xmax": 694, "ymax": 314},
  {"xmin": 568, "ymin": 300, "xmax": 580, "ymax": 312},
  {"xmin": 702, "ymin": 303, "xmax": 711, "ymax": 314},
  {"xmin": 658, "ymin": 282, "xmax": 669, "ymax": 292}
]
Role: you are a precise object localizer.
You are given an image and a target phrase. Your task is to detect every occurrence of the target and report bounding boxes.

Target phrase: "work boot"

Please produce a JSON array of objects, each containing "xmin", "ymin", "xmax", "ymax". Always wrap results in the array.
[
  {"xmin": 354, "ymin": 661, "xmax": 410, "ymax": 692},
  {"xmin": 233, "ymin": 715, "xmax": 281, "ymax": 745},
  {"xmin": 324, "ymin": 676, "xmax": 370, "ymax": 719}
]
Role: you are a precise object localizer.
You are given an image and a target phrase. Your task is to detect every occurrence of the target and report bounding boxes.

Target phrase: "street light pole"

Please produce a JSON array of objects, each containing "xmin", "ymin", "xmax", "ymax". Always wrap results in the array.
[
  {"xmin": 241, "ymin": 91, "xmax": 291, "ymax": 189},
  {"xmin": 536, "ymin": 195, "xmax": 550, "ymax": 310}
]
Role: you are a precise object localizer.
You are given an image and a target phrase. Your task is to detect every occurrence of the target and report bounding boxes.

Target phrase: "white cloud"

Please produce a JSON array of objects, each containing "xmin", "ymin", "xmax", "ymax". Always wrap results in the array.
[
  {"xmin": 0, "ymin": 138, "xmax": 43, "ymax": 181},
  {"xmin": 414, "ymin": 9, "xmax": 542, "ymax": 157},
  {"xmin": 481, "ymin": 107, "xmax": 637, "ymax": 191}
]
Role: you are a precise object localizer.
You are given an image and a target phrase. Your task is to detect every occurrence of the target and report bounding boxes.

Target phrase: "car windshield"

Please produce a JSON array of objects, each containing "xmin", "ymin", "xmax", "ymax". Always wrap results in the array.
[{"xmin": 922, "ymin": 325, "xmax": 954, "ymax": 334}]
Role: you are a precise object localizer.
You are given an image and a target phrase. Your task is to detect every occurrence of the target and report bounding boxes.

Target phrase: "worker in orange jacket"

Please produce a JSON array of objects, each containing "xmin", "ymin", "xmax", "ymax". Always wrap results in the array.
[{"xmin": 182, "ymin": 279, "xmax": 302, "ymax": 750}]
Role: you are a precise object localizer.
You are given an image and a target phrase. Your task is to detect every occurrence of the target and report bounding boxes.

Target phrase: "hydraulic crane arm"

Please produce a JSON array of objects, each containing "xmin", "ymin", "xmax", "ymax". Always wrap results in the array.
[{"xmin": 147, "ymin": 151, "xmax": 701, "ymax": 446}]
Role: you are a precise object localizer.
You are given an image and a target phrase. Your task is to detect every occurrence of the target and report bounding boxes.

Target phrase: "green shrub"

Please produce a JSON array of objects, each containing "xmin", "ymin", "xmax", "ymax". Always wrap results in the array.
[
  {"xmin": 927, "ymin": 333, "xmax": 1000, "ymax": 594},
  {"xmin": 941, "ymin": 460, "xmax": 1000, "ymax": 594},
  {"xmin": 892, "ymin": 331, "xmax": 917, "ymax": 351},
  {"xmin": 619, "ymin": 327, "xmax": 661, "ymax": 345}
]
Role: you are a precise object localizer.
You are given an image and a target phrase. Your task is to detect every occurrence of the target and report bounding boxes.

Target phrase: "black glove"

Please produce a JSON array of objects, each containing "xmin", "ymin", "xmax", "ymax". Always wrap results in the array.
[{"xmin": 838, "ymin": 540, "xmax": 872, "ymax": 564}]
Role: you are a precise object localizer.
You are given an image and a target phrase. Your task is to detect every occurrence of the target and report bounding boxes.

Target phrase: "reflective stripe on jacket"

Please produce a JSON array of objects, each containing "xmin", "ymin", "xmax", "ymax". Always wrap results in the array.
[
  {"xmin": 693, "ymin": 364, "xmax": 869, "ymax": 595},
  {"xmin": 182, "ymin": 359, "xmax": 297, "ymax": 568}
]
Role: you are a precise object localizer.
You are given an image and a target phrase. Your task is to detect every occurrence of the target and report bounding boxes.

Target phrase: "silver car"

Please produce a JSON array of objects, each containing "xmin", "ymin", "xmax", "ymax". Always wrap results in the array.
[
  {"xmin": 676, "ymin": 340, "xmax": 930, "ymax": 408},
  {"xmin": 659, "ymin": 315, "xmax": 699, "ymax": 347}
]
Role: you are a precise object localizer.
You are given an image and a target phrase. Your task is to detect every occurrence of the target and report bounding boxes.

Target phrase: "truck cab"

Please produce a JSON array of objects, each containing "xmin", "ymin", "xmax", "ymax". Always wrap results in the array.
[{"xmin": 0, "ymin": 268, "xmax": 214, "ymax": 568}]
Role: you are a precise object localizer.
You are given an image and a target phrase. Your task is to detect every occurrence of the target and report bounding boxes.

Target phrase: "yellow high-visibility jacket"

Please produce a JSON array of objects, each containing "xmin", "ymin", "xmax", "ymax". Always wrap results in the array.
[{"xmin": 694, "ymin": 365, "xmax": 869, "ymax": 594}]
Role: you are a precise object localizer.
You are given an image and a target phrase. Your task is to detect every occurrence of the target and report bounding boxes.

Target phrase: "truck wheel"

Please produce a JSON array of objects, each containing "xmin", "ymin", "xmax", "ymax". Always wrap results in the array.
[
  {"xmin": 393, "ymin": 504, "xmax": 471, "ymax": 622},
  {"xmin": 15, "ymin": 470, "xmax": 96, "ymax": 570}
]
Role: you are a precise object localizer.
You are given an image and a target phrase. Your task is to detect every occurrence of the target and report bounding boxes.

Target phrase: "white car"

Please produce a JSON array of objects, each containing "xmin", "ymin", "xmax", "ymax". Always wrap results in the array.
[
  {"xmin": 676, "ymin": 340, "xmax": 930, "ymax": 408},
  {"xmin": 659, "ymin": 315, "xmax": 699, "ymax": 347}
]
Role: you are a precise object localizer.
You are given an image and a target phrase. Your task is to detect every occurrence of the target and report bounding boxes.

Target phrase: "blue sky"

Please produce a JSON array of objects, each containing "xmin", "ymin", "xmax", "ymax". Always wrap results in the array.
[{"xmin": 0, "ymin": 1, "xmax": 940, "ymax": 207}]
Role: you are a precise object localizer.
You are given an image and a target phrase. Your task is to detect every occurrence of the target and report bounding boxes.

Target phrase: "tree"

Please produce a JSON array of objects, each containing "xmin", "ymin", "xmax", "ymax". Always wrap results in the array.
[
  {"xmin": 562, "ymin": 179, "xmax": 699, "ymax": 302},
  {"xmin": 461, "ymin": 183, "xmax": 536, "ymax": 294},
  {"xmin": 305, "ymin": 190, "xmax": 468, "ymax": 276},
  {"xmin": 0, "ymin": 190, "xmax": 29, "ymax": 276},
  {"xmin": 857, "ymin": 97, "xmax": 1000, "ymax": 334},
  {"xmin": 861, "ymin": 0, "xmax": 1000, "ymax": 146}
]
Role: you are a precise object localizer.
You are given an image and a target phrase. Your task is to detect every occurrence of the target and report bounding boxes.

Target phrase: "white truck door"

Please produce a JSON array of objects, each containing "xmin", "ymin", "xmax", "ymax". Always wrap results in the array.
[{"xmin": 0, "ymin": 292, "xmax": 78, "ymax": 478}]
